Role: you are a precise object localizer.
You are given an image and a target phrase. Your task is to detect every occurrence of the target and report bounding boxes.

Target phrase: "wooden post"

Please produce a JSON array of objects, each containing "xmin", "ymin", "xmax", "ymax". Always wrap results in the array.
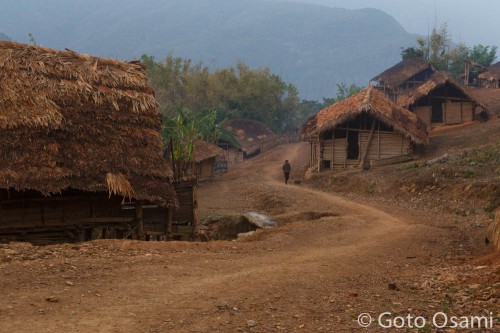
[
  {"xmin": 310, "ymin": 139, "xmax": 313, "ymax": 168},
  {"xmin": 135, "ymin": 200, "xmax": 144, "ymax": 240},
  {"xmin": 331, "ymin": 135, "xmax": 335, "ymax": 171},
  {"xmin": 166, "ymin": 205, "xmax": 173, "ymax": 240},
  {"xmin": 191, "ymin": 183, "xmax": 198, "ymax": 240},
  {"xmin": 377, "ymin": 122, "xmax": 381, "ymax": 160},
  {"xmin": 317, "ymin": 135, "xmax": 321, "ymax": 172},
  {"xmin": 359, "ymin": 120, "xmax": 376, "ymax": 169},
  {"xmin": 344, "ymin": 125, "xmax": 349, "ymax": 169},
  {"xmin": 444, "ymin": 86, "xmax": 448, "ymax": 124},
  {"xmin": 401, "ymin": 135, "xmax": 404, "ymax": 155}
]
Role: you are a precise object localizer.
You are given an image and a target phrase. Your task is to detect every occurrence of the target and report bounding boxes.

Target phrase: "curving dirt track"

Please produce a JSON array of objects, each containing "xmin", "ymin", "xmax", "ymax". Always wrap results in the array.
[{"xmin": 0, "ymin": 143, "xmax": 456, "ymax": 333}]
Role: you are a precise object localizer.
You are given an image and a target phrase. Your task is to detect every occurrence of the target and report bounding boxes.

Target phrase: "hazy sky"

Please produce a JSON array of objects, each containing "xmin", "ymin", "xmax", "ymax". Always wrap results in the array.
[{"xmin": 278, "ymin": 0, "xmax": 500, "ymax": 49}]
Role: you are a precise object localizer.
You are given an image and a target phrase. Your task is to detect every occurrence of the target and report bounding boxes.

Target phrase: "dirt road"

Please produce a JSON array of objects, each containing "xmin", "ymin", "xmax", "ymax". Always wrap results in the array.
[{"xmin": 0, "ymin": 143, "xmax": 460, "ymax": 332}]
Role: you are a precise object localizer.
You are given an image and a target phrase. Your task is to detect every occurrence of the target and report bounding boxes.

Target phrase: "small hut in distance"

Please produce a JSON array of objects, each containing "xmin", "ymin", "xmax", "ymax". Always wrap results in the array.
[
  {"xmin": 301, "ymin": 87, "xmax": 428, "ymax": 172},
  {"xmin": 194, "ymin": 140, "xmax": 225, "ymax": 180},
  {"xmin": 220, "ymin": 118, "xmax": 274, "ymax": 162},
  {"xmin": 477, "ymin": 61, "xmax": 500, "ymax": 88},
  {"xmin": 371, "ymin": 58, "xmax": 485, "ymax": 128}
]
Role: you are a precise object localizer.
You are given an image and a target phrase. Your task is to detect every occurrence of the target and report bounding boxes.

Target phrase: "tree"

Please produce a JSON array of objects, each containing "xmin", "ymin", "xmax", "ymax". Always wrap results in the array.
[
  {"xmin": 141, "ymin": 54, "xmax": 305, "ymax": 134},
  {"xmin": 333, "ymin": 83, "xmax": 363, "ymax": 103},
  {"xmin": 162, "ymin": 107, "xmax": 239, "ymax": 178},
  {"xmin": 447, "ymin": 42, "xmax": 470, "ymax": 78},
  {"xmin": 401, "ymin": 46, "xmax": 424, "ymax": 60},
  {"xmin": 469, "ymin": 44, "xmax": 497, "ymax": 67},
  {"xmin": 401, "ymin": 24, "xmax": 498, "ymax": 79},
  {"xmin": 28, "ymin": 33, "xmax": 37, "ymax": 46}
]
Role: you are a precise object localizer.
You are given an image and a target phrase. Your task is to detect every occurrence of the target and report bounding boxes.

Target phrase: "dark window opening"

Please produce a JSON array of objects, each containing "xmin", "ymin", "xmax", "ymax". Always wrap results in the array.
[
  {"xmin": 347, "ymin": 131, "xmax": 359, "ymax": 160},
  {"xmin": 322, "ymin": 160, "xmax": 331, "ymax": 169}
]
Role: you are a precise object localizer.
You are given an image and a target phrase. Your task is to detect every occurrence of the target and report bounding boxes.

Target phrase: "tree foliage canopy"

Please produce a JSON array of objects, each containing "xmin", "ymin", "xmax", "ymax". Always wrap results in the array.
[
  {"xmin": 141, "ymin": 54, "xmax": 306, "ymax": 134},
  {"xmin": 401, "ymin": 24, "xmax": 498, "ymax": 79}
]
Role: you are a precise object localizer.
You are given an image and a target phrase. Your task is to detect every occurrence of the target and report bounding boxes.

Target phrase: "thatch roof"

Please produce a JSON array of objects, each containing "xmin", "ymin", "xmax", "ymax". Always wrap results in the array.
[
  {"xmin": 478, "ymin": 61, "xmax": 500, "ymax": 81},
  {"xmin": 223, "ymin": 118, "xmax": 274, "ymax": 152},
  {"xmin": 371, "ymin": 58, "xmax": 433, "ymax": 88},
  {"xmin": 0, "ymin": 41, "xmax": 175, "ymax": 205},
  {"xmin": 194, "ymin": 140, "xmax": 223, "ymax": 162},
  {"xmin": 301, "ymin": 87, "xmax": 428, "ymax": 145},
  {"xmin": 396, "ymin": 71, "xmax": 485, "ymax": 109}
]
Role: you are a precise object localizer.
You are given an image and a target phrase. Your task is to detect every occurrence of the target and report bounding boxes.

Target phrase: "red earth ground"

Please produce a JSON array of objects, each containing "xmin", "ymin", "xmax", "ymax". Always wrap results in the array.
[{"xmin": 0, "ymin": 133, "xmax": 498, "ymax": 332}]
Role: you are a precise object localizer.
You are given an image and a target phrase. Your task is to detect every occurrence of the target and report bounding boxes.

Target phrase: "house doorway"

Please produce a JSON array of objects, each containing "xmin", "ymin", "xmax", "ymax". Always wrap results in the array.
[
  {"xmin": 431, "ymin": 99, "xmax": 443, "ymax": 123},
  {"xmin": 347, "ymin": 131, "xmax": 359, "ymax": 160}
]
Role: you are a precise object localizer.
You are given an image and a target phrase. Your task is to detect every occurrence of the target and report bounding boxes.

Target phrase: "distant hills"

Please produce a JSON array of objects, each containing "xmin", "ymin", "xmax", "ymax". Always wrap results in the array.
[
  {"xmin": 0, "ymin": 33, "xmax": 11, "ymax": 41},
  {"xmin": 0, "ymin": 0, "xmax": 415, "ymax": 100}
]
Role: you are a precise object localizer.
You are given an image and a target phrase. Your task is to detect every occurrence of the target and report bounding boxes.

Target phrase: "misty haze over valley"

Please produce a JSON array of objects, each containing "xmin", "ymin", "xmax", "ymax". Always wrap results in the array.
[{"xmin": 0, "ymin": 0, "xmax": 497, "ymax": 100}]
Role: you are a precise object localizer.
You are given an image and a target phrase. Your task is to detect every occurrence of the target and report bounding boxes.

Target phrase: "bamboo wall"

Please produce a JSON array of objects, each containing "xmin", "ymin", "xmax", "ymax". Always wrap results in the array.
[{"xmin": 310, "ymin": 129, "xmax": 411, "ymax": 172}]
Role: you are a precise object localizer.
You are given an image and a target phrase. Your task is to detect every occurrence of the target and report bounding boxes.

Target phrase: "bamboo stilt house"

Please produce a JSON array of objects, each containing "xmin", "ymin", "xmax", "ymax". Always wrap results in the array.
[
  {"xmin": 301, "ymin": 87, "xmax": 428, "ymax": 172},
  {"xmin": 371, "ymin": 58, "xmax": 486, "ymax": 128},
  {"xmin": 0, "ymin": 41, "xmax": 176, "ymax": 243}
]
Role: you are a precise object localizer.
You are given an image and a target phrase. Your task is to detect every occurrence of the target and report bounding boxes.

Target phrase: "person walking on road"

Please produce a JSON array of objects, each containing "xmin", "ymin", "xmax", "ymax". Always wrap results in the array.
[{"xmin": 282, "ymin": 160, "xmax": 291, "ymax": 184}]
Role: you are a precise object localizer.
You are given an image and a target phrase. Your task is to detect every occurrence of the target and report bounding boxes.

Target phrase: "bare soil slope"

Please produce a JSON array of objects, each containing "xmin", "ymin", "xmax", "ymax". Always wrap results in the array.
[{"xmin": 1, "ymin": 138, "xmax": 497, "ymax": 332}]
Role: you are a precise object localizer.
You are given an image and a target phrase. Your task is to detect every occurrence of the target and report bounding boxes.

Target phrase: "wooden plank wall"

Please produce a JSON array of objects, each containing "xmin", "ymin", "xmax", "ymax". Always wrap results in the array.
[
  {"xmin": 414, "ymin": 106, "xmax": 431, "ymax": 127},
  {"xmin": 360, "ymin": 131, "xmax": 411, "ymax": 160},
  {"xmin": 319, "ymin": 130, "xmax": 411, "ymax": 170},
  {"xmin": 197, "ymin": 158, "xmax": 215, "ymax": 180},
  {"xmin": 0, "ymin": 189, "xmax": 178, "ymax": 242},
  {"xmin": 461, "ymin": 102, "xmax": 474, "ymax": 122},
  {"xmin": 443, "ymin": 102, "xmax": 474, "ymax": 125},
  {"xmin": 0, "ymin": 194, "xmax": 124, "ymax": 232}
]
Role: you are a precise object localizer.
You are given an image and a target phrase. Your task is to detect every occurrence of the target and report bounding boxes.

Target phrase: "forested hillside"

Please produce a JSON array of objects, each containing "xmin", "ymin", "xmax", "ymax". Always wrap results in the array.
[{"xmin": 0, "ymin": 0, "xmax": 415, "ymax": 100}]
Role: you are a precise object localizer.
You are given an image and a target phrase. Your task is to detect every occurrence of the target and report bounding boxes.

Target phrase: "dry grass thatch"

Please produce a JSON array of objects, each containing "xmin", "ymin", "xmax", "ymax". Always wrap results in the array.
[
  {"xmin": 223, "ymin": 118, "xmax": 274, "ymax": 152},
  {"xmin": 371, "ymin": 58, "xmax": 433, "ymax": 88},
  {"xmin": 301, "ymin": 87, "xmax": 428, "ymax": 145},
  {"xmin": 478, "ymin": 61, "xmax": 500, "ymax": 81},
  {"xmin": 194, "ymin": 140, "xmax": 224, "ymax": 162},
  {"xmin": 396, "ymin": 71, "xmax": 486, "ymax": 109},
  {"xmin": 0, "ymin": 40, "xmax": 175, "ymax": 205}
]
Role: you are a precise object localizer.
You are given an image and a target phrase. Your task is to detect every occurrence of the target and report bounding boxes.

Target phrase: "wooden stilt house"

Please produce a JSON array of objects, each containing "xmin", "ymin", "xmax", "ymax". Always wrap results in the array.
[
  {"xmin": 371, "ymin": 58, "xmax": 485, "ymax": 128},
  {"xmin": 301, "ymin": 87, "xmax": 428, "ymax": 172},
  {"xmin": 0, "ymin": 41, "xmax": 176, "ymax": 243}
]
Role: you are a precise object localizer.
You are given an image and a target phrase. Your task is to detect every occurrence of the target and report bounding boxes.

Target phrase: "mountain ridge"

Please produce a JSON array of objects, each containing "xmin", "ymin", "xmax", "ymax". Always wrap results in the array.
[{"xmin": 0, "ymin": 0, "xmax": 415, "ymax": 100}]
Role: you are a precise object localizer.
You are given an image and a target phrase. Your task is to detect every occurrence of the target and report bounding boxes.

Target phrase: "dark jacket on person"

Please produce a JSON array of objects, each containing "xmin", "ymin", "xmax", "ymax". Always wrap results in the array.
[{"xmin": 282, "ymin": 162, "xmax": 291, "ymax": 173}]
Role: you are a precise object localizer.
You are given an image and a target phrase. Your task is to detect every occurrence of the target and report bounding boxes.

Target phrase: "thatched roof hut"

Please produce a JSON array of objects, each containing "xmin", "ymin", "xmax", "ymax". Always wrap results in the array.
[
  {"xmin": 222, "ymin": 118, "xmax": 274, "ymax": 154},
  {"xmin": 302, "ymin": 87, "xmax": 428, "ymax": 172},
  {"xmin": 371, "ymin": 58, "xmax": 434, "ymax": 89},
  {"xmin": 396, "ymin": 71, "xmax": 485, "ymax": 110},
  {"xmin": 478, "ymin": 61, "xmax": 500, "ymax": 87},
  {"xmin": 0, "ymin": 40, "xmax": 175, "ymax": 205},
  {"xmin": 194, "ymin": 140, "xmax": 223, "ymax": 163},
  {"xmin": 372, "ymin": 58, "xmax": 486, "ymax": 127},
  {"xmin": 302, "ymin": 87, "xmax": 428, "ymax": 144}
]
